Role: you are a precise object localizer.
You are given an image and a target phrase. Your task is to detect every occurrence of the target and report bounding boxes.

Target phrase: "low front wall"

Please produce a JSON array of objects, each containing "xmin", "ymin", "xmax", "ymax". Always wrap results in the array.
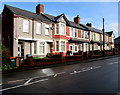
[
  {"xmin": 13, "ymin": 49, "xmax": 118, "ymax": 67},
  {"xmin": 27, "ymin": 55, "xmax": 83, "ymax": 67}
]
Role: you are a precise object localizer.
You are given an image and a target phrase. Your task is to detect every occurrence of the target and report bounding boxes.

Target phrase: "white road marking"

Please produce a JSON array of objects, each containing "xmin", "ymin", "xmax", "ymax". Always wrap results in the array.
[
  {"xmin": 53, "ymin": 72, "xmax": 66, "ymax": 77},
  {"xmin": 1, "ymin": 78, "xmax": 48, "ymax": 92},
  {"xmin": 109, "ymin": 63, "xmax": 114, "ymax": 65},
  {"xmin": 53, "ymin": 74, "xmax": 57, "ymax": 77},
  {"xmin": 7, "ymin": 74, "xmax": 53, "ymax": 84},
  {"xmin": 70, "ymin": 66, "xmax": 101, "ymax": 75},
  {"xmin": 92, "ymin": 66, "xmax": 101, "ymax": 69},
  {"xmin": 114, "ymin": 61, "xmax": 118, "ymax": 63},
  {"xmin": 24, "ymin": 78, "xmax": 32, "ymax": 85},
  {"xmin": 108, "ymin": 61, "xmax": 118, "ymax": 65},
  {"xmin": 8, "ymin": 79, "xmax": 27, "ymax": 83}
]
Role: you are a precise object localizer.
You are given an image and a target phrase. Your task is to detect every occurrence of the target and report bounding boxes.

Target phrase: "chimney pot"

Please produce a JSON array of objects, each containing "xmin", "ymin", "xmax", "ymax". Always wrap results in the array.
[
  {"xmin": 74, "ymin": 15, "xmax": 80, "ymax": 24},
  {"xmin": 36, "ymin": 4, "xmax": 44, "ymax": 14},
  {"xmin": 86, "ymin": 23, "xmax": 92, "ymax": 27}
]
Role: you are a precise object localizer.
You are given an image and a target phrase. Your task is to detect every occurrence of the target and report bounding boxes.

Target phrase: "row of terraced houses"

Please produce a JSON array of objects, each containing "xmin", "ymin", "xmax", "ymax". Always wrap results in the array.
[{"xmin": 2, "ymin": 4, "xmax": 114, "ymax": 58}]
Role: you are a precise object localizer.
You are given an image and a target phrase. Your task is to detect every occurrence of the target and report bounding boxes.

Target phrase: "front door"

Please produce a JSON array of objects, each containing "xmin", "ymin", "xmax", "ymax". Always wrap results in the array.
[
  {"xmin": 18, "ymin": 42, "xmax": 24, "ymax": 57},
  {"xmin": 69, "ymin": 45, "xmax": 73, "ymax": 55}
]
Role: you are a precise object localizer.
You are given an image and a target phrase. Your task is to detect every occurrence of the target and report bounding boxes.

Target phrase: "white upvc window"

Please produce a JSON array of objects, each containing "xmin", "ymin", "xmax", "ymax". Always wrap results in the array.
[
  {"xmin": 61, "ymin": 41, "xmax": 65, "ymax": 51},
  {"xmin": 74, "ymin": 45, "xmax": 78, "ymax": 52},
  {"xmin": 39, "ymin": 42, "xmax": 45, "ymax": 54},
  {"xmin": 98, "ymin": 34, "xmax": 100, "ymax": 41},
  {"xmin": 23, "ymin": 19, "xmax": 29, "ymax": 32},
  {"xmin": 56, "ymin": 24, "xmax": 59, "ymax": 34},
  {"xmin": 82, "ymin": 30, "xmax": 84, "ymax": 38},
  {"xmin": 94, "ymin": 33, "xmax": 96, "ymax": 40},
  {"xmin": 34, "ymin": 42, "xmax": 37, "ymax": 54},
  {"xmin": 85, "ymin": 31, "xmax": 88, "ymax": 39},
  {"xmin": 90, "ymin": 32, "xmax": 93, "ymax": 40},
  {"xmin": 45, "ymin": 24, "xmax": 50, "ymax": 35},
  {"xmin": 36, "ymin": 23, "xmax": 41, "ymax": 34},
  {"xmin": 70, "ymin": 27, "xmax": 73, "ymax": 37},
  {"xmin": 60, "ymin": 24, "xmax": 65, "ymax": 35},
  {"xmin": 74, "ymin": 29, "xmax": 77, "ymax": 37},
  {"xmin": 56, "ymin": 41, "xmax": 59, "ymax": 51}
]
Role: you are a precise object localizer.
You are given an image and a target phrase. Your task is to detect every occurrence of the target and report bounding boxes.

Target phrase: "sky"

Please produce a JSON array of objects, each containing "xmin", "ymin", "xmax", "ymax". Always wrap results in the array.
[{"xmin": 1, "ymin": 2, "xmax": 119, "ymax": 38}]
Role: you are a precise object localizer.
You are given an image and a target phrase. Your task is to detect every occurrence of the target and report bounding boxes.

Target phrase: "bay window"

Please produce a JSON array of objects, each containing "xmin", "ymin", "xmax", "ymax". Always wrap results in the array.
[
  {"xmin": 56, "ymin": 24, "xmax": 59, "ymax": 34},
  {"xmin": 70, "ymin": 27, "xmax": 73, "ymax": 37},
  {"xmin": 61, "ymin": 24, "xmax": 65, "ymax": 35}
]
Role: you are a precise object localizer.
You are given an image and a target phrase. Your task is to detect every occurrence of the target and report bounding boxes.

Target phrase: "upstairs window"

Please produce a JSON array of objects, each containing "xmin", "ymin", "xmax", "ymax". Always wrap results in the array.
[
  {"xmin": 74, "ymin": 29, "xmax": 77, "ymax": 37},
  {"xmin": 36, "ymin": 23, "xmax": 41, "ymax": 34},
  {"xmin": 73, "ymin": 29, "xmax": 77, "ymax": 37},
  {"xmin": 90, "ymin": 32, "xmax": 93, "ymax": 40},
  {"xmin": 82, "ymin": 31, "xmax": 84, "ymax": 38},
  {"xmin": 23, "ymin": 19, "xmax": 29, "ymax": 32},
  {"xmin": 98, "ymin": 34, "xmax": 100, "ymax": 41},
  {"xmin": 70, "ymin": 27, "xmax": 73, "ymax": 37},
  {"xmin": 61, "ymin": 24, "xmax": 65, "ymax": 35},
  {"xmin": 94, "ymin": 33, "xmax": 96, "ymax": 40},
  {"xmin": 56, "ymin": 24, "xmax": 59, "ymax": 34},
  {"xmin": 45, "ymin": 24, "xmax": 50, "ymax": 35},
  {"xmin": 85, "ymin": 31, "xmax": 88, "ymax": 39}
]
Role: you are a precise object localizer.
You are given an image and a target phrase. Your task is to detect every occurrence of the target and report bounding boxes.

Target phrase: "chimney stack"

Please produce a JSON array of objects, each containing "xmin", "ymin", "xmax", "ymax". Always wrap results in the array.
[
  {"xmin": 74, "ymin": 15, "xmax": 80, "ymax": 24},
  {"xmin": 36, "ymin": 4, "xmax": 44, "ymax": 14},
  {"xmin": 86, "ymin": 23, "xmax": 92, "ymax": 27}
]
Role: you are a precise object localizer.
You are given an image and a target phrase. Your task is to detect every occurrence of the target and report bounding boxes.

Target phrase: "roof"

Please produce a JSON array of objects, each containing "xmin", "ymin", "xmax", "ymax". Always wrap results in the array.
[
  {"xmin": 42, "ymin": 13, "xmax": 88, "ymax": 30},
  {"xmin": 114, "ymin": 36, "xmax": 120, "ymax": 45},
  {"xmin": 4, "ymin": 4, "xmax": 53, "ymax": 24},
  {"xmin": 106, "ymin": 31, "xmax": 113, "ymax": 36},
  {"xmin": 3, "ymin": 4, "xmax": 113, "ymax": 35},
  {"xmin": 69, "ymin": 21, "xmax": 87, "ymax": 30}
]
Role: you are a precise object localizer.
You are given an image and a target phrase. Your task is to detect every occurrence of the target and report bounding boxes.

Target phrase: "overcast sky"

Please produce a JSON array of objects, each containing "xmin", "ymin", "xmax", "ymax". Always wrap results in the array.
[{"xmin": 1, "ymin": 2, "xmax": 118, "ymax": 38}]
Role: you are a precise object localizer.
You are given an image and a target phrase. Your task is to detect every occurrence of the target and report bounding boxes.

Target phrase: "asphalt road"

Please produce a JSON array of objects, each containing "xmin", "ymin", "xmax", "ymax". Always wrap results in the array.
[{"xmin": 1, "ymin": 56, "xmax": 120, "ymax": 94}]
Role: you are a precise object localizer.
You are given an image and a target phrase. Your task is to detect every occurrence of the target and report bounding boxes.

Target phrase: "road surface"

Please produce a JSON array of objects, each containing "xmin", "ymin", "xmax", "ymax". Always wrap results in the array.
[{"xmin": 1, "ymin": 56, "xmax": 120, "ymax": 94}]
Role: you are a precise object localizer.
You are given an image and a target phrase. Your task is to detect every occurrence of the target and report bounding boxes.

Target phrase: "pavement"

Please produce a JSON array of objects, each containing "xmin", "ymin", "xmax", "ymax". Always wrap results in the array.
[
  {"xmin": 2, "ymin": 55, "xmax": 119, "ymax": 74},
  {"xmin": 1, "ymin": 55, "xmax": 120, "ymax": 94}
]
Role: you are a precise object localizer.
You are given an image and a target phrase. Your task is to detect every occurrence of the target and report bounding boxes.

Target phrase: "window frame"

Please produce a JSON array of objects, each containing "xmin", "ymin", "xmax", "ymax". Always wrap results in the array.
[
  {"xmin": 45, "ymin": 24, "xmax": 50, "ymax": 35},
  {"xmin": 39, "ymin": 42, "xmax": 45, "ymax": 55},
  {"xmin": 36, "ymin": 22, "xmax": 41, "ymax": 34},
  {"xmin": 61, "ymin": 41, "xmax": 65, "ymax": 52},
  {"xmin": 23, "ymin": 19, "xmax": 29, "ymax": 33}
]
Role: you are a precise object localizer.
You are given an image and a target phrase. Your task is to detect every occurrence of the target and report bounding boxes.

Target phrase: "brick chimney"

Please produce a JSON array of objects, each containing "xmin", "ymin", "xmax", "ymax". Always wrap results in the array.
[
  {"xmin": 74, "ymin": 15, "xmax": 80, "ymax": 24},
  {"xmin": 36, "ymin": 4, "xmax": 44, "ymax": 14},
  {"xmin": 86, "ymin": 23, "xmax": 92, "ymax": 27}
]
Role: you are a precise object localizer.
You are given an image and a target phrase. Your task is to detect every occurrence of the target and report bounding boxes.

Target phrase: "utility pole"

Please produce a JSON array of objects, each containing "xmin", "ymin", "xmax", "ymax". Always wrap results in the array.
[{"xmin": 102, "ymin": 18, "xmax": 105, "ymax": 56}]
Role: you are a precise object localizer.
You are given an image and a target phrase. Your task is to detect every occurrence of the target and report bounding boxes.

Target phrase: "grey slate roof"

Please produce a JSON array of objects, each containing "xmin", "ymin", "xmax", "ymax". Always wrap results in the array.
[
  {"xmin": 114, "ymin": 36, "xmax": 120, "ymax": 45},
  {"xmin": 42, "ymin": 13, "xmax": 88, "ymax": 30},
  {"xmin": 106, "ymin": 31, "xmax": 113, "ymax": 36},
  {"xmin": 3, "ymin": 4, "xmax": 112, "ymax": 35},
  {"xmin": 4, "ymin": 4, "xmax": 53, "ymax": 24}
]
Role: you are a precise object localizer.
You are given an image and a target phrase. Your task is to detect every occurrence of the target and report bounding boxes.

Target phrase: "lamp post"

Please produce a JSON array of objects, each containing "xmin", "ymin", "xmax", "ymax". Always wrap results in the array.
[{"xmin": 102, "ymin": 18, "xmax": 105, "ymax": 56}]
